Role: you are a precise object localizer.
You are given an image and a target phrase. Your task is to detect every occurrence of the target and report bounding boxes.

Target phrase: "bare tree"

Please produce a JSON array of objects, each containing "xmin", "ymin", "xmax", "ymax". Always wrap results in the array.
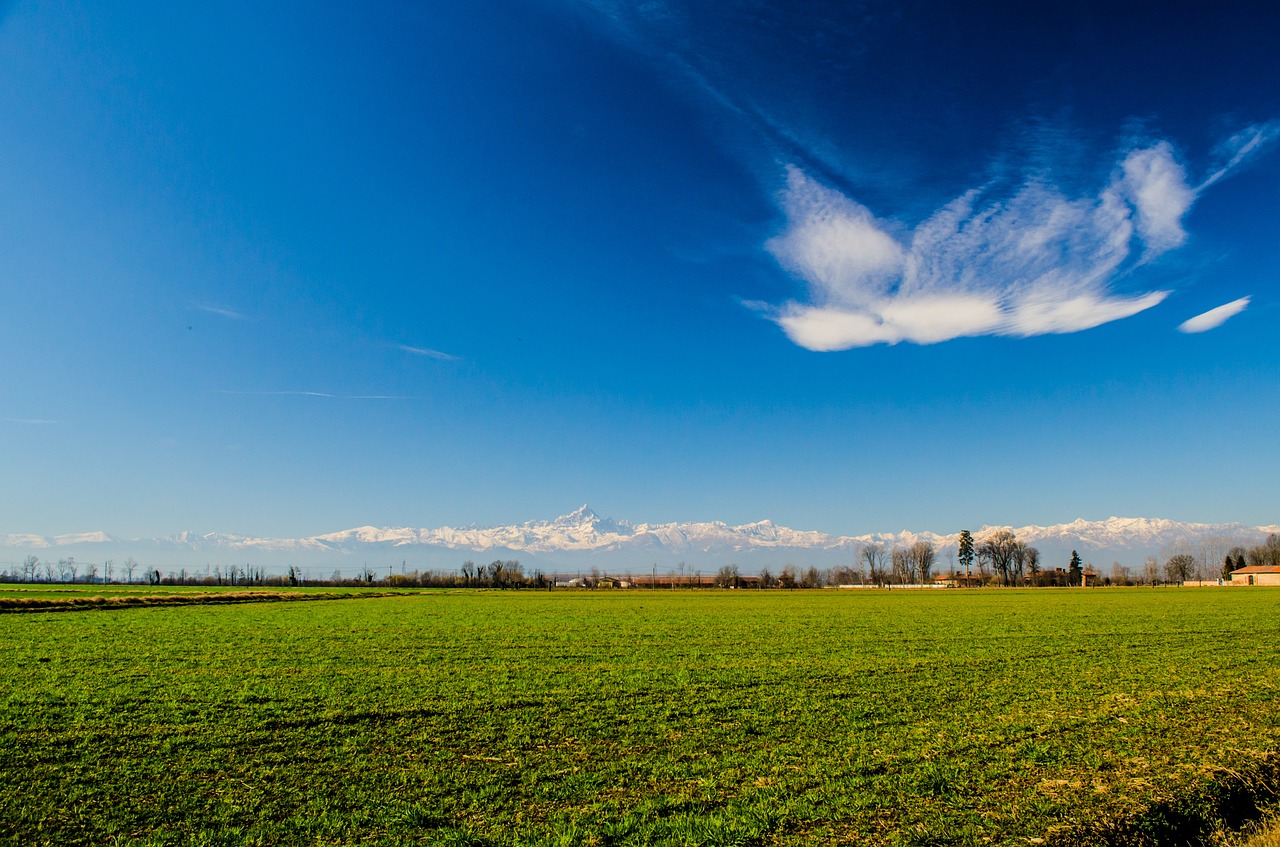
[
  {"xmin": 22, "ymin": 555, "xmax": 39, "ymax": 583},
  {"xmin": 1198, "ymin": 536, "xmax": 1233, "ymax": 581},
  {"xmin": 84, "ymin": 562, "xmax": 99, "ymax": 583},
  {"xmin": 890, "ymin": 548, "xmax": 910, "ymax": 584},
  {"xmin": 779, "ymin": 564, "xmax": 797, "ymax": 588},
  {"xmin": 978, "ymin": 531, "xmax": 1018, "ymax": 586},
  {"xmin": 1109, "ymin": 561, "xmax": 1130, "ymax": 586},
  {"xmin": 1025, "ymin": 547, "xmax": 1042, "ymax": 585},
  {"xmin": 976, "ymin": 544, "xmax": 992, "ymax": 582},
  {"xmin": 483, "ymin": 560, "xmax": 502, "ymax": 587},
  {"xmin": 907, "ymin": 540, "xmax": 936, "ymax": 584},
  {"xmin": 1008, "ymin": 542, "xmax": 1039, "ymax": 586},
  {"xmin": 1247, "ymin": 534, "xmax": 1280, "ymax": 568},
  {"xmin": 1142, "ymin": 555, "xmax": 1160, "ymax": 585},
  {"xmin": 860, "ymin": 544, "xmax": 887, "ymax": 585},
  {"xmin": 830, "ymin": 564, "xmax": 858, "ymax": 586},
  {"xmin": 505, "ymin": 560, "xmax": 524, "ymax": 588},
  {"xmin": 1165, "ymin": 553, "xmax": 1196, "ymax": 584},
  {"xmin": 124, "ymin": 557, "xmax": 138, "ymax": 584}
]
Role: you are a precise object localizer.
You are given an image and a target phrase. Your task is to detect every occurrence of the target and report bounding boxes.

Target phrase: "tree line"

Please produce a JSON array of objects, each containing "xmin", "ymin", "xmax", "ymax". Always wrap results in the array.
[{"xmin": 4, "ymin": 534, "xmax": 1277, "ymax": 589}]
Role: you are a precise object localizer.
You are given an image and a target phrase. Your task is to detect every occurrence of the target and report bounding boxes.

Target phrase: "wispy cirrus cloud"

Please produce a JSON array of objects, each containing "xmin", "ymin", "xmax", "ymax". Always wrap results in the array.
[
  {"xmin": 1178, "ymin": 297, "xmax": 1251, "ymax": 333},
  {"xmin": 195, "ymin": 302, "xmax": 250, "ymax": 320},
  {"xmin": 763, "ymin": 129, "xmax": 1273, "ymax": 350},
  {"xmin": 212, "ymin": 390, "xmax": 415, "ymax": 400},
  {"xmin": 398, "ymin": 344, "xmax": 459, "ymax": 361},
  {"xmin": 1199, "ymin": 122, "xmax": 1280, "ymax": 190}
]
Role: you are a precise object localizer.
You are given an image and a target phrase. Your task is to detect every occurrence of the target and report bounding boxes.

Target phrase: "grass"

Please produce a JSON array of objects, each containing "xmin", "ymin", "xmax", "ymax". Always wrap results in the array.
[{"xmin": 1, "ymin": 587, "xmax": 1279, "ymax": 845}]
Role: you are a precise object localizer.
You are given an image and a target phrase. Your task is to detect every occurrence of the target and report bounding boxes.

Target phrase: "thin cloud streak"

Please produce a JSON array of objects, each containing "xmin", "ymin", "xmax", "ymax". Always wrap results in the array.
[
  {"xmin": 398, "ymin": 344, "xmax": 459, "ymax": 361},
  {"xmin": 5, "ymin": 417, "xmax": 61, "ymax": 425},
  {"xmin": 194, "ymin": 303, "xmax": 250, "ymax": 320},
  {"xmin": 1199, "ymin": 122, "xmax": 1280, "ymax": 190},
  {"xmin": 1178, "ymin": 297, "xmax": 1251, "ymax": 333},
  {"xmin": 212, "ymin": 390, "xmax": 416, "ymax": 400},
  {"xmin": 764, "ymin": 127, "xmax": 1273, "ymax": 350}
]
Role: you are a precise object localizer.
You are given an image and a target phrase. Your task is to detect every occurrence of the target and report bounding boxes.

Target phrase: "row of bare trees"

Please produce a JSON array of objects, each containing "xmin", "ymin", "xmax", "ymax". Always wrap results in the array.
[
  {"xmin": 6, "ymin": 555, "xmax": 142, "ymax": 584},
  {"xmin": 8, "ymin": 535, "xmax": 1277, "ymax": 589},
  {"xmin": 856, "ymin": 534, "xmax": 1040, "ymax": 586}
]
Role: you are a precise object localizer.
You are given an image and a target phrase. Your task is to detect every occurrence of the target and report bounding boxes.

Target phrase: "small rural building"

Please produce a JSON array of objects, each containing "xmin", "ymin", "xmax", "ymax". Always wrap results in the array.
[
  {"xmin": 628, "ymin": 575, "xmax": 722, "ymax": 589},
  {"xmin": 933, "ymin": 572, "xmax": 985, "ymax": 588},
  {"xmin": 1229, "ymin": 564, "xmax": 1280, "ymax": 586}
]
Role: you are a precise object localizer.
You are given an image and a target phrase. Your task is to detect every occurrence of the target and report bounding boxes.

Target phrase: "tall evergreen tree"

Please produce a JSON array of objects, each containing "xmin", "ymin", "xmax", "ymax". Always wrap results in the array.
[
  {"xmin": 1067, "ymin": 550, "xmax": 1083, "ymax": 586},
  {"xmin": 958, "ymin": 530, "xmax": 974, "ymax": 580}
]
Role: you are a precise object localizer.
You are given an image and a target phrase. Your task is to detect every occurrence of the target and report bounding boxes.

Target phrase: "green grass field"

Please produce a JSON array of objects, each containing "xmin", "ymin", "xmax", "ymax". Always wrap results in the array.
[{"xmin": 2, "ymin": 588, "xmax": 1279, "ymax": 846}]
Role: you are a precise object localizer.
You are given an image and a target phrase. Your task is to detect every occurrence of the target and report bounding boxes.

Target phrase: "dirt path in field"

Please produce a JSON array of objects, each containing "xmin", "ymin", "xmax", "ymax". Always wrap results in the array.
[{"xmin": 0, "ymin": 590, "xmax": 407, "ymax": 613}]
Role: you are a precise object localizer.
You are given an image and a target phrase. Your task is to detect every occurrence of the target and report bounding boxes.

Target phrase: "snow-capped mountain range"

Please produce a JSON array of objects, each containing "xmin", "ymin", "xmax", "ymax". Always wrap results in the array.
[{"xmin": 3, "ymin": 506, "xmax": 1277, "ymax": 571}]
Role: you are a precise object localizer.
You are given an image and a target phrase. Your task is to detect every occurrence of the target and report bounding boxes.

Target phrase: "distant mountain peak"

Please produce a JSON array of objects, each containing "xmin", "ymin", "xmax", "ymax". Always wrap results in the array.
[
  {"xmin": 3, "ymin": 512, "xmax": 1276, "ymax": 569},
  {"xmin": 555, "ymin": 504, "xmax": 599, "ymax": 524}
]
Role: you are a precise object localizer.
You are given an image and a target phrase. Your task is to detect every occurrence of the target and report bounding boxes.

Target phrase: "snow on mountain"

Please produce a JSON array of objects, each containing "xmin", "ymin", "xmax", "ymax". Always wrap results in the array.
[
  {"xmin": 3, "ymin": 508, "xmax": 1276, "ymax": 568},
  {"xmin": 3, "ymin": 531, "xmax": 117, "ymax": 549},
  {"xmin": 3, "ymin": 533, "xmax": 54, "ymax": 549},
  {"xmin": 54, "ymin": 531, "xmax": 117, "ymax": 546}
]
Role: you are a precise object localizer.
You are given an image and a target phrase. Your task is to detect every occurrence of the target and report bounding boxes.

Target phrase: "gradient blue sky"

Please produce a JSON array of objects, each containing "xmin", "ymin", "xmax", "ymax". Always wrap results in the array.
[{"xmin": 1, "ymin": 0, "xmax": 1277, "ymax": 538}]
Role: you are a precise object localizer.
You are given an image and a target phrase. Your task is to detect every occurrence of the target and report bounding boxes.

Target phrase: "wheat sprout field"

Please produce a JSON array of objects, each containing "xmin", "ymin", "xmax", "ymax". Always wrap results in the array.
[{"xmin": 2, "ymin": 586, "xmax": 1279, "ymax": 846}]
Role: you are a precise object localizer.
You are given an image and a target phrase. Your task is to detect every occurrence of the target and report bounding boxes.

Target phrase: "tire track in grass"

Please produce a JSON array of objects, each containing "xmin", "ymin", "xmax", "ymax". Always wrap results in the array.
[{"xmin": 0, "ymin": 590, "xmax": 407, "ymax": 613}]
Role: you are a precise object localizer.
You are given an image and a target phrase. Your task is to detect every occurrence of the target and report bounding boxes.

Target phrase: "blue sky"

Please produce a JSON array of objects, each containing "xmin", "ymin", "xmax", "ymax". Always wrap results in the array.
[{"xmin": 1, "ymin": 0, "xmax": 1277, "ymax": 538}]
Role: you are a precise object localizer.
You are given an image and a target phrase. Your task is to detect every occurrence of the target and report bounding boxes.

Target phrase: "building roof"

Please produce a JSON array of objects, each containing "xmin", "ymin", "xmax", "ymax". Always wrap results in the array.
[{"xmin": 1231, "ymin": 564, "xmax": 1280, "ymax": 575}]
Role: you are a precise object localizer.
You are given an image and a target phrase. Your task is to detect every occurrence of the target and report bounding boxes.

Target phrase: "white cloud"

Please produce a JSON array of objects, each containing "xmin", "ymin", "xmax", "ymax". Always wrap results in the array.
[
  {"xmin": 1177, "ymin": 297, "xmax": 1251, "ymax": 333},
  {"xmin": 1008, "ymin": 290, "xmax": 1169, "ymax": 336},
  {"xmin": 195, "ymin": 303, "xmax": 249, "ymax": 320},
  {"xmin": 763, "ymin": 131, "xmax": 1269, "ymax": 350},
  {"xmin": 212, "ymin": 390, "xmax": 414, "ymax": 400},
  {"xmin": 399, "ymin": 344, "xmax": 459, "ymax": 361},
  {"xmin": 766, "ymin": 167, "xmax": 904, "ymax": 309},
  {"xmin": 1199, "ymin": 122, "xmax": 1280, "ymax": 190},
  {"xmin": 1121, "ymin": 142, "xmax": 1193, "ymax": 255}
]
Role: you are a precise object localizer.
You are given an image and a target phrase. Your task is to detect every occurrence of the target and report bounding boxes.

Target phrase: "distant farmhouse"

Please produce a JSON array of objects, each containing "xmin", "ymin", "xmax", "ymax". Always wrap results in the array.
[{"xmin": 1229, "ymin": 564, "xmax": 1280, "ymax": 586}]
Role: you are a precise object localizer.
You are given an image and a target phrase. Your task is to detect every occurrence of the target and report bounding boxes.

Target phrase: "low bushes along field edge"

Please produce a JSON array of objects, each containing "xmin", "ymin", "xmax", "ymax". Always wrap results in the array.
[
  {"xmin": 0, "ymin": 589, "xmax": 409, "ymax": 612},
  {"xmin": 1047, "ymin": 753, "xmax": 1280, "ymax": 847}
]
